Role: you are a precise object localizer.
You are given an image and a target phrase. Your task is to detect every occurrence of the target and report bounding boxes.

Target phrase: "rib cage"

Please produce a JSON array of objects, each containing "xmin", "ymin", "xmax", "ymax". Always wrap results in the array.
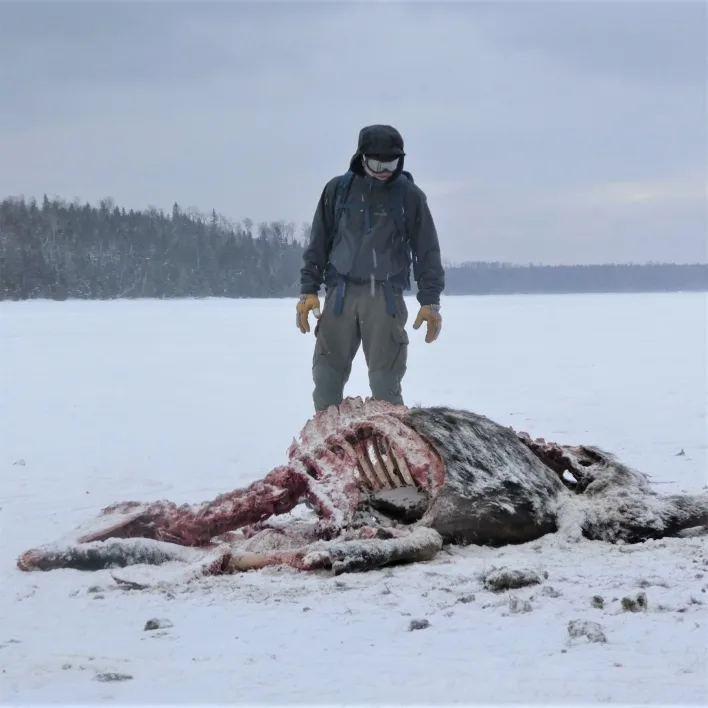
[
  {"xmin": 346, "ymin": 435, "xmax": 417, "ymax": 492},
  {"xmin": 286, "ymin": 397, "xmax": 445, "ymax": 497}
]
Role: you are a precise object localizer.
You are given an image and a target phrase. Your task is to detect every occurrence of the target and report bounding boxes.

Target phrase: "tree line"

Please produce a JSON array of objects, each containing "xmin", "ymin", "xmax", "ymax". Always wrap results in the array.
[{"xmin": 1, "ymin": 195, "xmax": 706, "ymax": 301}]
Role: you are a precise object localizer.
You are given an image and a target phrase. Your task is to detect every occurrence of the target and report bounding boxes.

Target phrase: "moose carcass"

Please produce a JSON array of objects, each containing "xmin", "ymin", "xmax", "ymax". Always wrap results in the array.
[{"xmin": 17, "ymin": 397, "xmax": 707, "ymax": 579}]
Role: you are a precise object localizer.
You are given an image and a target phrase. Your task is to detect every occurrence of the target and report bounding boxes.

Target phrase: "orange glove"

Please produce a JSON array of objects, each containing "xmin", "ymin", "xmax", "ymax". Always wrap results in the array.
[
  {"xmin": 412, "ymin": 304, "xmax": 441, "ymax": 343},
  {"xmin": 296, "ymin": 294, "xmax": 321, "ymax": 333}
]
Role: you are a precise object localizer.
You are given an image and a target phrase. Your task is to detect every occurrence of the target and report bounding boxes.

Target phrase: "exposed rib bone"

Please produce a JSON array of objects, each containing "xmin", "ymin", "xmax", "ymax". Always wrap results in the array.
[
  {"xmin": 386, "ymin": 438, "xmax": 417, "ymax": 487},
  {"xmin": 379, "ymin": 439, "xmax": 414, "ymax": 489},
  {"xmin": 356, "ymin": 440, "xmax": 390, "ymax": 489},
  {"xmin": 371, "ymin": 437, "xmax": 403, "ymax": 488},
  {"xmin": 349, "ymin": 442, "xmax": 380, "ymax": 489},
  {"xmin": 335, "ymin": 439, "xmax": 374, "ymax": 491}
]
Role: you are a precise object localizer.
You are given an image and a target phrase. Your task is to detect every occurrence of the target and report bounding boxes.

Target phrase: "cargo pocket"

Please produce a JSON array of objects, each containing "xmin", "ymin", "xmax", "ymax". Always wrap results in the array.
[{"xmin": 389, "ymin": 325, "xmax": 409, "ymax": 374}]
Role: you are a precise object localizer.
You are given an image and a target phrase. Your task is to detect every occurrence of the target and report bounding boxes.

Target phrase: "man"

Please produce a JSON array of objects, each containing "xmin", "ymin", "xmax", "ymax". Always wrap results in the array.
[{"xmin": 297, "ymin": 124, "xmax": 445, "ymax": 412}]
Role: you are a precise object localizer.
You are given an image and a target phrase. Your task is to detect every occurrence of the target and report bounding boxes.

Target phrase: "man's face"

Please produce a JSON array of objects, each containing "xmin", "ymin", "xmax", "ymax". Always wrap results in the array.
[{"xmin": 363, "ymin": 155, "xmax": 399, "ymax": 180}]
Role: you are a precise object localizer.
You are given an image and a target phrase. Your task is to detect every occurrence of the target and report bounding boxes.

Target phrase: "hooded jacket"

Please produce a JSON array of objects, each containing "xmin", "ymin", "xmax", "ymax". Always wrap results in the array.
[{"xmin": 300, "ymin": 125, "xmax": 445, "ymax": 307}]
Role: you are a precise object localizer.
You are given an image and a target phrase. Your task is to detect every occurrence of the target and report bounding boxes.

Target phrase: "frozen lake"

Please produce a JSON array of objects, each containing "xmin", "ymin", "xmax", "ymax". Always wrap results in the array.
[{"xmin": 1, "ymin": 291, "xmax": 706, "ymax": 705}]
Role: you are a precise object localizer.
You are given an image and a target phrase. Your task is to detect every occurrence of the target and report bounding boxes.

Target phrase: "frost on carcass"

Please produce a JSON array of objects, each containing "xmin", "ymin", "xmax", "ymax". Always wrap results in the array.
[
  {"xmin": 406, "ymin": 406, "xmax": 565, "ymax": 545},
  {"xmin": 15, "ymin": 397, "xmax": 707, "ymax": 585},
  {"xmin": 518, "ymin": 434, "xmax": 708, "ymax": 543},
  {"xmin": 404, "ymin": 404, "xmax": 705, "ymax": 546}
]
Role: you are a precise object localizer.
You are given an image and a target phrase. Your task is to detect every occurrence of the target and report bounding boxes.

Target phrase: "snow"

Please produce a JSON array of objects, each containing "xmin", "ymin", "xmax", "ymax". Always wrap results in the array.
[{"xmin": 1, "ymin": 291, "xmax": 706, "ymax": 705}]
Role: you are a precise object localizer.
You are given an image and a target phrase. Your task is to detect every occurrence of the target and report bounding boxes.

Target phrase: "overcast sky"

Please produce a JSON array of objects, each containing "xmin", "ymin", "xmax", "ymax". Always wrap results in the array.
[{"xmin": 1, "ymin": 0, "xmax": 706, "ymax": 265}]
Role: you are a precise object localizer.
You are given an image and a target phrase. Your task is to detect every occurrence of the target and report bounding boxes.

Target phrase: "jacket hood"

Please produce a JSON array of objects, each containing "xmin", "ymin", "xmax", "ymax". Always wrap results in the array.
[{"xmin": 348, "ymin": 124, "xmax": 406, "ymax": 180}]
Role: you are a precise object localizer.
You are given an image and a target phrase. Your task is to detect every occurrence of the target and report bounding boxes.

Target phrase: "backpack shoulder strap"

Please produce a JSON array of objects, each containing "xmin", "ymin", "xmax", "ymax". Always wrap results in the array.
[
  {"xmin": 332, "ymin": 171, "xmax": 355, "ymax": 226},
  {"xmin": 390, "ymin": 173, "xmax": 411, "ymax": 241}
]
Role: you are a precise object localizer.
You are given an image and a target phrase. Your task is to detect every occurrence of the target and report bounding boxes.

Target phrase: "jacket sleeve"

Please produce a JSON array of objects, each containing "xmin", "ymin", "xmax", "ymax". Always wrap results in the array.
[
  {"xmin": 300, "ymin": 181, "xmax": 336, "ymax": 295},
  {"xmin": 409, "ymin": 190, "xmax": 445, "ymax": 306}
]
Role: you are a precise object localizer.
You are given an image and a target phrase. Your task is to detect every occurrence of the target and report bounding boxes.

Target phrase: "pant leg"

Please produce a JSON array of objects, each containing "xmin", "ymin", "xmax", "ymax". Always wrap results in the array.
[
  {"xmin": 357, "ymin": 284, "xmax": 409, "ymax": 405},
  {"xmin": 311, "ymin": 287, "xmax": 361, "ymax": 412}
]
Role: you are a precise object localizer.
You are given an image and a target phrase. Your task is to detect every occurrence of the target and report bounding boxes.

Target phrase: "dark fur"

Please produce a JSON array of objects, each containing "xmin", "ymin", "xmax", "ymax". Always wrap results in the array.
[{"xmin": 406, "ymin": 405, "xmax": 707, "ymax": 545}]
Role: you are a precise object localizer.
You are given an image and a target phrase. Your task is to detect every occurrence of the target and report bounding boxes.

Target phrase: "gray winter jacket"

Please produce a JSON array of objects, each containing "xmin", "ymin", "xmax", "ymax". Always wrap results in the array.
[{"xmin": 300, "ymin": 125, "xmax": 445, "ymax": 306}]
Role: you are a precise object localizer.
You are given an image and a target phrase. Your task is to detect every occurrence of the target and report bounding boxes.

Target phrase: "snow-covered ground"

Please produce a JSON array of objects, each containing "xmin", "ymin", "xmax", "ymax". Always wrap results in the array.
[{"xmin": 1, "ymin": 291, "xmax": 706, "ymax": 705}]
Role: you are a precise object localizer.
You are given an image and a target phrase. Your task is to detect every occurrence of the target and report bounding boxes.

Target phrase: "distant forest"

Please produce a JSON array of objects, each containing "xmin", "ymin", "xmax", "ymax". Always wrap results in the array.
[{"xmin": 1, "ymin": 195, "xmax": 706, "ymax": 300}]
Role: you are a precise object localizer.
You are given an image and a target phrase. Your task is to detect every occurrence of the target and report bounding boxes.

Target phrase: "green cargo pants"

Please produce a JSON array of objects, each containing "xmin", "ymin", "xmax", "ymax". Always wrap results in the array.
[{"xmin": 312, "ymin": 282, "xmax": 409, "ymax": 412}]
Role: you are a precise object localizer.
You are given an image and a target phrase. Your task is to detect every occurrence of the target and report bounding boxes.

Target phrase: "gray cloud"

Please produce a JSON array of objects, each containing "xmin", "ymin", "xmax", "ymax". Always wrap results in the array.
[
  {"xmin": 0, "ymin": 0, "xmax": 705, "ymax": 265},
  {"xmin": 455, "ymin": 0, "xmax": 707, "ymax": 87}
]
